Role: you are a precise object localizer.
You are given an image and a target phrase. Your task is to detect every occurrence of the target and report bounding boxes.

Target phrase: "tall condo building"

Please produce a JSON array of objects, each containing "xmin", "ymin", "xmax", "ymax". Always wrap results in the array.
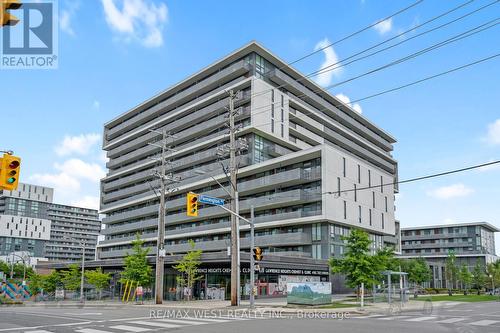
[
  {"xmin": 97, "ymin": 42, "xmax": 399, "ymax": 296},
  {"xmin": 0, "ymin": 183, "xmax": 100, "ymax": 263}
]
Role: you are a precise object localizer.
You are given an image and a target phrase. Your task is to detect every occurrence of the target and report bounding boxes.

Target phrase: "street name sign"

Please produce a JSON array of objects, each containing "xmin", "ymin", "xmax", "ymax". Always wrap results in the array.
[{"xmin": 198, "ymin": 194, "xmax": 225, "ymax": 206}]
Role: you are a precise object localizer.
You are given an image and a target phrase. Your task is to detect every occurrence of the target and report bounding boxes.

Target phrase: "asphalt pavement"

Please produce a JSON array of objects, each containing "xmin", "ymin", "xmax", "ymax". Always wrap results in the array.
[{"xmin": 0, "ymin": 301, "xmax": 499, "ymax": 333}]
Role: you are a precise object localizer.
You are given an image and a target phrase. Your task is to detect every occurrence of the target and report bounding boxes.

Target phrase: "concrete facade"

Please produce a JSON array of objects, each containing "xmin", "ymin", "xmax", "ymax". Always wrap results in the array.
[
  {"xmin": 400, "ymin": 222, "xmax": 499, "ymax": 288},
  {"xmin": 0, "ymin": 183, "xmax": 100, "ymax": 262},
  {"xmin": 98, "ymin": 42, "xmax": 399, "ymax": 267}
]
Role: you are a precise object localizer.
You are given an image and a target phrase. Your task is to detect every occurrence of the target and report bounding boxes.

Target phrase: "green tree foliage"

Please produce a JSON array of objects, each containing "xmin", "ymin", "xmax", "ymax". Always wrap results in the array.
[
  {"xmin": 173, "ymin": 240, "xmax": 203, "ymax": 301},
  {"xmin": 458, "ymin": 264, "xmax": 472, "ymax": 295},
  {"xmin": 401, "ymin": 257, "xmax": 432, "ymax": 293},
  {"xmin": 445, "ymin": 251, "xmax": 458, "ymax": 295},
  {"xmin": 27, "ymin": 273, "xmax": 44, "ymax": 296},
  {"xmin": 61, "ymin": 264, "xmax": 81, "ymax": 291},
  {"xmin": 472, "ymin": 261, "xmax": 486, "ymax": 295},
  {"xmin": 120, "ymin": 234, "xmax": 152, "ymax": 287},
  {"xmin": 39, "ymin": 270, "xmax": 63, "ymax": 293},
  {"xmin": 486, "ymin": 260, "xmax": 500, "ymax": 291},
  {"xmin": 0, "ymin": 260, "xmax": 10, "ymax": 275},
  {"xmin": 330, "ymin": 229, "xmax": 395, "ymax": 306},
  {"xmin": 85, "ymin": 268, "xmax": 111, "ymax": 299}
]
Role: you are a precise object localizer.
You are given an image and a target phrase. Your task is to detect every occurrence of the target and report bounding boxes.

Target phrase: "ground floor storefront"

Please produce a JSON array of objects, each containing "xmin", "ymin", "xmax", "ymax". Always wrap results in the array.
[{"xmin": 39, "ymin": 252, "xmax": 330, "ymax": 301}]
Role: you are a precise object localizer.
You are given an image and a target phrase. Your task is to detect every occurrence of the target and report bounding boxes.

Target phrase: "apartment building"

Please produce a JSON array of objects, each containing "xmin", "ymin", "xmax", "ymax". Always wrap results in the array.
[
  {"xmin": 45, "ymin": 204, "xmax": 100, "ymax": 262},
  {"xmin": 400, "ymin": 222, "xmax": 499, "ymax": 288},
  {"xmin": 0, "ymin": 183, "xmax": 100, "ymax": 263},
  {"xmin": 96, "ymin": 42, "xmax": 399, "ymax": 298}
]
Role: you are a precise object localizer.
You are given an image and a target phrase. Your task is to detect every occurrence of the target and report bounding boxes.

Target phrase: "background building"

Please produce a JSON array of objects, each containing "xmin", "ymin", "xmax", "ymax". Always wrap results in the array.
[
  {"xmin": 95, "ymin": 42, "xmax": 399, "ymax": 297},
  {"xmin": 45, "ymin": 204, "xmax": 100, "ymax": 262},
  {"xmin": 0, "ymin": 183, "xmax": 100, "ymax": 264},
  {"xmin": 400, "ymin": 222, "xmax": 499, "ymax": 288}
]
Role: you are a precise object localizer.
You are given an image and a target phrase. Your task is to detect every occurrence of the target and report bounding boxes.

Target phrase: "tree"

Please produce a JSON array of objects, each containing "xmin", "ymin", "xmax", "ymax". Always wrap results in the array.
[
  {"xmin": 40, "ymin": 270, "xmax": 63, "ymax": 293},
  {"xmin": 173, "ymin": 240, "xmax": 203, "ymax": 301},
  {"xmin": 61, "ymin": 264, "xmax": 81, "ymax": 292},
  {"xmin": 120, "ymin": 234, "xmax": 152, "ymax": 287},
  {"xmin": 458, "ymin": 264, "xmax": 472, "ymax": 295},
  {"xmin": 0, "ymin": 260, "xmax": 10, "ymax": 275},
  {"xmin": 472, "ymin": 261, "xmax": 486, "ymax": 295},
  {"xmin": 330, "ymin": 229, "xmax": 393, "ymax": 307},
  {"xmin": 85, "ymin": 268, "xmax": 111, "ymax": 300},
  {"xmin": 401, "ymin": 257, "xmax": 432, "ymax": 297},
  {"xmin": 486, "ymin": 261, "xmax": 500, "ymax": 293},
  {"xmin": 27, "ymin": 272, "xmax": 44, "ymax": 297},
  {"xmin": 445, "ymin": 251, "xmax": 458, "ymax": 295}
]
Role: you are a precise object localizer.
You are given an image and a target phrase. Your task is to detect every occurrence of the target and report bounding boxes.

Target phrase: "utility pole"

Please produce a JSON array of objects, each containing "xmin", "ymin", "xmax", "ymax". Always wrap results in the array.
[
  {"xmin": 250, "ymin": 205, "xmax": 255, "ymax": 308},
  {"xmin": 150, "ymin": 129, "xmax": 179, "ymax": 305},
  {"xmin": 228, "ymin": 89, "xmax": 240, "ymax": 306},
  {"xmin": 80, "ymin": 242, "xmax": 85, "ymax": 303}
]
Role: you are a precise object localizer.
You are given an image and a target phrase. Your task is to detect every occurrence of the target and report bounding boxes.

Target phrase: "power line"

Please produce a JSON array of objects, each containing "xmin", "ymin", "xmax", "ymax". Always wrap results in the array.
[
  {"xmin": 249, "ymin": 0, "xmax": 488, "ymax": 102},
  {"xmin": 282, "ymin": 0, "xmax": 425, "ymax": 69},
  {"xmin": 249, "ymin": 51, "xmax": 500, "ymax": 131},
  {"xmin": 327, "ymin": 160, "xmax": 500, "ymax": 196},
  {"xmin": 250, "ymin": 16, "xmax": 499, "ymax": 115}
]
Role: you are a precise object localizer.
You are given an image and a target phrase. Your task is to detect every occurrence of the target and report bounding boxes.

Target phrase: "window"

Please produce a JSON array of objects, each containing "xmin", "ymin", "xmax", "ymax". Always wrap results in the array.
[
  {"xmin": 343, "ymin": 157, "xmax": 346, "ymax": 177},
  {"xmin": 380, "ymin": 175, "xmax": 384, "ymax": 193},
  {"xmin": 385, "ymin": 197, "xmax": 388, "ymax": 212},
  {"xmin": 381, "ymin": 213, "xmax": 385, "ymax": 229},
  {"xmin": 358, "ymin": 164, "xmax": 361, "ymax": 183},
  {"xmin": 312, "ymin": 223, "xmax": 322, "ymax": 241},
  {"xmin": 343, "ymin": 201, "xmax": 347, "ymax": 219},
  {"xmin": 372, "ymin": 192, "xmax": 376, "ymax": 208},
  {"xmin": 368, "ymin": 170, "xmax": 371, "ymax": 187},
  {"xmin": 358, "ymin": 205, "xmax": 362, "ymax": 223},
  {"xmin": 369, "ymin": 209, "xmax": 372, "ymax": 226},
  {"xmin": 354, "ymin": 184, "xmax": 357, "ymax": 202},
  {"xmin": 337, "ymin": 177, "xmax": 341, "ymax": 196},
  {"xmin": 312, "ymin": 244, "xmax": 322, "ymax": 259}
]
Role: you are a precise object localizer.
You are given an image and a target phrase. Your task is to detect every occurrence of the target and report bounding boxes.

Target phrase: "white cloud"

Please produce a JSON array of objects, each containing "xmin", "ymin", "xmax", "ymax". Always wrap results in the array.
[
  {"xmin": 427, "ymin": 183, "xmax": 474, "ymax": 200},
  {"xmin": 60, "ymin": 1, "xmax": 80, "ymax": 36},
  {"xmin": 71, "ymin": 196, "xmax": 100, "ymax": 210},
  {"xmin": 313, "ymin": 38, "xmax": 342, "ymax": 86},
  {"xmin": 54, "ymin": 159, "xmax": 106, "ymax": 183},
  {"xmin": 485, "ymin": 119, "xmax": 500, "ymax": 145},
  {"xmin": 30, "ymin": 172, "xmax": 81, "ymax": 193},
  {"xmin": 335, "ymin": 93, "xmax": 363, "ymax": 114},
  {"xmin": 101, "ymin": 0, "xmax": 168, "ymax": 48},
  {"xmin": 55, "ymin": 133, "xmax": 101, "ymax": 156},
  {"xmin": 373, "ymin": 18, "xmax": 393, "ymax": 35}
]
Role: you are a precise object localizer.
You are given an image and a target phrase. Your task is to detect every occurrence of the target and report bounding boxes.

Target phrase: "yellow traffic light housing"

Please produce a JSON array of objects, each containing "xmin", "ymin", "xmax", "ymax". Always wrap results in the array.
[
  {"xmin": 253, "ymin": 247, "xmax": 263, "ymax": 261},
  {"xmin": 186, "ymin": 192, "xmax": 198, "ymax": 217},
  {"xmin": 1, "ymin": 0, "xmax": 22, "ymax": 27},
  {"xmin": 0, "ymin": 154, "xmax": 21, "ymax": 191}
]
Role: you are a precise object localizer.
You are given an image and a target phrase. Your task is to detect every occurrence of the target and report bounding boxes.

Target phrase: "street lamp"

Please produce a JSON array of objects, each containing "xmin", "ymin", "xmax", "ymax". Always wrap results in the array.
[
  {"xmin": 61, "ymin": 231, "xmax": 99, "ymax": 303},
  {"xmin": 489, "ymin": 274, "xmax": 494, "ymax": 294},
  {"xmin": 8, "ymin": 252, "xmax": 30, "ymax": 283}
]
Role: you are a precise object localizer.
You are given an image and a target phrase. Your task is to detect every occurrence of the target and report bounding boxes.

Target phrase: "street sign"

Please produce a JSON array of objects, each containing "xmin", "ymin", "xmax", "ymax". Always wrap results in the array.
[{"xmin": 198, "ymin": 194, "xmax": 225, "ymax": 206}]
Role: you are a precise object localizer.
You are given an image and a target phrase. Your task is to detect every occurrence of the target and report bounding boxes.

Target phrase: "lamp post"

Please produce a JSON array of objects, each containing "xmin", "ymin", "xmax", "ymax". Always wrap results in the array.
[
  {"xmin": 8, "ymin": 253, "xmax": 29, "ymax": 282},
  {"xmin": 489, "ymin": 274, "xmax": 494, "ymax": 294}
]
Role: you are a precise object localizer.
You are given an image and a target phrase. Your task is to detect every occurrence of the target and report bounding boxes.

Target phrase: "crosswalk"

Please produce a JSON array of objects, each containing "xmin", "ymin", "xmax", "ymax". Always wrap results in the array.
[
  {"xmin": 21, "ymin": 316, "xmax": 256, "ymax": 333},
  {"xmin": 357, "ymin": 314, "xmax": 500, "ymax": 327}
]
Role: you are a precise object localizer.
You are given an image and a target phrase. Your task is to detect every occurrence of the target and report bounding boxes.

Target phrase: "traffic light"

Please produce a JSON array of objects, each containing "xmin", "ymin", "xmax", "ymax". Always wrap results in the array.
[
  {"xmin": 1, "ymin": 0, "xmax": 22, "ymax": 27},
  {"xmin": 253, "ymin": 247, "xmax": 263, "ymax": 261},
  {"xmin": 186, "ymin": 192, "xmax": 198, "ymax": 217},
  {"xmin": 0, "ymin": 154, "xmax": 21, "ymax": 191}
]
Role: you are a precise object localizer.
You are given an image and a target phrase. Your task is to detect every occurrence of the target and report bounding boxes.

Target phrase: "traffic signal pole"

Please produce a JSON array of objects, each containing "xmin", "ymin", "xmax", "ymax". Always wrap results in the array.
[{"xmin": 250, "ymin": 205, "xmax": 255, "ymax": 308}]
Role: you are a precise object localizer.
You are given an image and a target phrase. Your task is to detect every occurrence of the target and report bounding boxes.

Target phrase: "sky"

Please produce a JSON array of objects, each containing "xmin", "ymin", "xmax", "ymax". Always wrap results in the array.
[{"xmin": 1, "ymin": 0, "xmax": 499, "ymax": 252}]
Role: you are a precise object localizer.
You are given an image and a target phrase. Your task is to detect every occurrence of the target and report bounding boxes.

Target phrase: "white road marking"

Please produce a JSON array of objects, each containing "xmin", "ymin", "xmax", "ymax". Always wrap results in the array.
[
  {"xmin": 377, "ymin": 316, "xmax": 412, "ymax": 320},
  {"xmin": 75, "ymin": 329, "xmax": 113, "ymax": 333},
  {"xmin": 158, "ymin": 318, "xmax": 208, "ymax": 325},
  {"xmin": 109, "ymin": 325, "xmax": 151, "ymax": 332},
  {"xmin": 182, "ymin": 317, "xmax": 233, "ymax": 322},
  {"xmin": 128, "ymin": 321, "xmax": 182, "ymax": 329},
  {"xmin": 469, "ymin": 320, "xmax": 500, "ymax": 326},
  {"xmin": 64, "ymin": 313, "xmax": 102, "ymax": 316},
  {"xmin": 437, "ymin": 318, "xmax": 466, "ymax": 324},
  {"xmin": 358, "ymin": 314, "xmax": 385, "ymax": 319},
  {"xmin": 109, "ymin": 317, "xmax": 150, "ymax": 322},
  {"xmin": 25, "ymin": 331, "xmax": 54, "ymax": 333},
  {"xmin": 404, "ymin": 316, "xmax": 437, "ymax": 322}
]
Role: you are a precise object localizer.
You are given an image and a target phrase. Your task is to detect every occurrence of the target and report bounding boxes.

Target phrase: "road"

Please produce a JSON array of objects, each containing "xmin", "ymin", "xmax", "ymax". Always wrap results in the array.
[{"xmin": 1, "ymin": 301, "xmax": 499, "ymax": 333}]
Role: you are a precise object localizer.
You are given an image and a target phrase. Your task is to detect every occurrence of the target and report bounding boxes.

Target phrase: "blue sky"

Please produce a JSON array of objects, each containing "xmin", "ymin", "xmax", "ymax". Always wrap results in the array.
[{"xmin": 1, "ymin": 0, "xmax": 499, "ymax": 252}]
